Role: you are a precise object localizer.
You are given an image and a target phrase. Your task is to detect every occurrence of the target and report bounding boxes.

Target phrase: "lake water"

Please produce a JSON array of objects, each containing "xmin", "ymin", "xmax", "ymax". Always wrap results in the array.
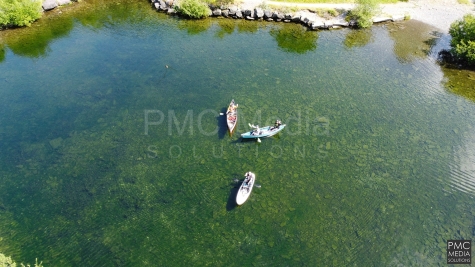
[{"xmin": 1, "ymin": 0, "xmax": 474, "ymax": 266}]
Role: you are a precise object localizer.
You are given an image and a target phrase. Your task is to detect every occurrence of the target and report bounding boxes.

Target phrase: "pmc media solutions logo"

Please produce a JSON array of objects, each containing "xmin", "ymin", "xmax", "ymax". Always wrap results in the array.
[{"xmin": 447, "ymin": 240, "xmax": 471, "ymax": 264}]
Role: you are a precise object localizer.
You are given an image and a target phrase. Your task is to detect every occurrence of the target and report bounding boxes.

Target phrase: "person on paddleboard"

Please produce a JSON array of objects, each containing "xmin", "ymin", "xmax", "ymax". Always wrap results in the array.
[{"xmin": 244, "ymin": 172, "xmax": 252, "ymax": 186}]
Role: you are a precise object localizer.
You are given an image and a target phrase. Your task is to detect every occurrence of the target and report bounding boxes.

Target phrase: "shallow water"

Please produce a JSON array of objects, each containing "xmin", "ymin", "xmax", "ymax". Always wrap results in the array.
[{"xmin": 0, "ymin": 1, "xmax": 474, "ymax": 266}]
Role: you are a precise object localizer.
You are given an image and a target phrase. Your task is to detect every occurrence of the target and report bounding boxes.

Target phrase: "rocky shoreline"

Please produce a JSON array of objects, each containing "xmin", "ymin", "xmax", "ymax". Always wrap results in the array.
[
  {"xmin": 39, "ymin": 0, "xmax": 475, "ymax": 33},
  {"xmin": 151, "ymin": 0, "xmax": 405, "ymax": 30}
]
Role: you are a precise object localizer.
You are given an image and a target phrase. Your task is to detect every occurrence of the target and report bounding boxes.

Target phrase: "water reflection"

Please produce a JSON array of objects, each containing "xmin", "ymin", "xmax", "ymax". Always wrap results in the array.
[
  {"xmin": 0, "ymin": 0, "xmax": 158, "ymax": 60},
  {"xmin": 269, "ymin": 23, "xmax": 318, "ymax": 54},
  {"xmin": 214, "ymin": 19, "xmax": 261, "ymax": 38},
  {"xmin": 216, "ymin": 19, "xmax": 235, "ymax": 38},
  {"xmin": 343, "ymin": 28, "xmax": 373, "ymax": 49},
  {"xmin": 236, "ymin": 19, "xmax": 259, "ymax": 33},
  {"xmin": 5, "ymin": 17, "xmax": 74, "ymax": 58},
  {"xmin": 387, "ymin": 20, "xmax": 439, "ymax": 63},
  {"xmin": 177, "ymin": 18, "xmax": 213, "ymax": 35},
  {"xmin": 0, "ymin": 44, "xmax": 4, "ymax": 62}
]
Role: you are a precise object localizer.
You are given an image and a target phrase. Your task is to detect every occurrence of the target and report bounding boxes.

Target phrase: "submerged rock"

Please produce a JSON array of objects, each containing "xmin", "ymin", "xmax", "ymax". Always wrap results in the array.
[{"xmin": 49, "ymin": 137, "xmax": 63, "ymax": 149}]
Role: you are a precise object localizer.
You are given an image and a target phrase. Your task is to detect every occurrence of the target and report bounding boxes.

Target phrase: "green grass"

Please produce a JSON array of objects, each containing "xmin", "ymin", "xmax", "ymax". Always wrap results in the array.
[{"xmin": 457, "ymin": 0, "xmax": 471, "ymax": 4}]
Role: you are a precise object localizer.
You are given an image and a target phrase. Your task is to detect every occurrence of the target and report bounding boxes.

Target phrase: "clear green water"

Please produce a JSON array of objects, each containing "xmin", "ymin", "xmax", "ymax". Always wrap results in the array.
[{"xmin": 0, "ymin": 1, "xmax": 475, "ymax": 266}]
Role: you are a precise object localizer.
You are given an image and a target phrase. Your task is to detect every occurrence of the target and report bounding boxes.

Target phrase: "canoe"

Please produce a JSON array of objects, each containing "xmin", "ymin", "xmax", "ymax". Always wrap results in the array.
[
  {"xmin": 226, "ymin": 99, "xmax": 238, "ymax": 134},
  {"xmin": 236, "ymin": 172, "xmax": 256, "ymax": 205},
  {"xmin": 241, "ymin": 124, "xmax": 286, "ymax": 139}
]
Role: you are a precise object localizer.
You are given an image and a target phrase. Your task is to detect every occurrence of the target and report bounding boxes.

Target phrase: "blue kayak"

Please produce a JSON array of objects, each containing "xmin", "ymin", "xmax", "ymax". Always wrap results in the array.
[{"xmin": 241, "ymin": 124, "xmax": 286, "ymax": 139}]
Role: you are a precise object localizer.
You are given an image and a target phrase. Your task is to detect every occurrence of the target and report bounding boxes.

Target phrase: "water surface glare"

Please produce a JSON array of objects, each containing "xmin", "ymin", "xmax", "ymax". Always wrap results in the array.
[{"xmin": 0, "ymin": 2, "xmax": 474, "ymax": 266}]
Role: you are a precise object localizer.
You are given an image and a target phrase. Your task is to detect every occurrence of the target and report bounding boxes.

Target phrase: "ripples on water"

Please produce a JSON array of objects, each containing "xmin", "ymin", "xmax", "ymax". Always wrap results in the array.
[{"xmin": 0, "ymin": 2, "xmax": 474, "ymax": 266}]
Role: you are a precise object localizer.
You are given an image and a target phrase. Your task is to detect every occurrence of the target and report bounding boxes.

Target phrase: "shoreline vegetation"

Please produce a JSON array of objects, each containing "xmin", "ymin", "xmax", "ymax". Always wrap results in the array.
[{"xmin": 0, "ymin": 0, "xmax": 473, "ymax": 31}]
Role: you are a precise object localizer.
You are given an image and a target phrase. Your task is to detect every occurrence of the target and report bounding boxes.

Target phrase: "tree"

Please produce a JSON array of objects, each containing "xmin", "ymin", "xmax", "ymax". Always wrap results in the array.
[
  {"xmin": 347, "ymin": 0, "xmax": 379, "ymax": 29},
  {"xmin": 449, "ymin": 14, "xmax": 475, "ymax": 66}
]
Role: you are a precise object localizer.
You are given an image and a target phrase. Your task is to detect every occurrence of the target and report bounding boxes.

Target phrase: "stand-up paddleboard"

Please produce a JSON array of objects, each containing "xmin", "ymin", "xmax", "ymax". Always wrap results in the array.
[{"xmin": 236, "ymin": 172, "xmax": 255, "ymax": 205}]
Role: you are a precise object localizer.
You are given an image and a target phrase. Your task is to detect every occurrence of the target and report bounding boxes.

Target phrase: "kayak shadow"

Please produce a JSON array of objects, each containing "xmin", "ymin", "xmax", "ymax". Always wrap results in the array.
[
  {"xmin": 217, "ymin": 107, "xmax": 228, "ymax": 140},
  {"xmin": 226, "ymin": 174, "xmax": 242, "ymax": 211}
]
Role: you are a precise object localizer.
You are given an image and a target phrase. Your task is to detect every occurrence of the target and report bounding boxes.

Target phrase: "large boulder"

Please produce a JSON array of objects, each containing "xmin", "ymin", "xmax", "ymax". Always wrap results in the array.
[
  {"xmin": 263, "ymin": 9, "xmax": 272, "ymax": 19},
  {"xmin": 222, "ymin": 9, "xmax": 229, "ymax": 17},
  {"xmin": 272, "ymin": 12, "xmax": 284, "ymax": 21},
  {"xmin": 213, "ymin": 9, "xmax": 222, "ymax": 16},
  {"xmin": 42, "ymin": 0, "xmax": 57, "ymax": 11},
  {"xmin": 235, "ymin": 10, "xmax": 243, "ymax": 19},
  {"xmin": 332, "ymin": 18, "xmax": 349, "ymax": 27},
  {"xmin": 159, "ymin": 0, "xmax": 167, "ymax": 11},
  {"xmin": 255, "ymin": 8, "xmax": 264, "ymax": 19},
  {"xmin": 228, "ymin": 6, "xmax": 237, "ymax": 16},
  {"xmin": 291, "ymin": 13, "xmax": 301, "ymax": 22},
  {"xmin": 57, "ymin": 0, "xmax": 71, "ymax": 5},
  {"xmin": 373, "ymin": 16, "xmax": 392, "ymax": 23},
  {"xmin": 165, "ymin": 0, "xmax": 173, "ymax": 7},
  {"xmin": 310, "ymin": 20, "xmax": 325, "ymax": 29},
  {"xmin": 243, "ymin": 9, "xmax": 251, "ymax": 17}
]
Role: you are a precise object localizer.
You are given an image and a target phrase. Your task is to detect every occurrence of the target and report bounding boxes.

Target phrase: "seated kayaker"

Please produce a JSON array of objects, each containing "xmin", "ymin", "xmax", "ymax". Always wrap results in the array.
[
  {"xmin": 272, "ymin": 120, "xmax": 282, "ymax": 130},
  {"xmin": 253, "ymin": 126, "xmax": 260, "ymax": 135}
]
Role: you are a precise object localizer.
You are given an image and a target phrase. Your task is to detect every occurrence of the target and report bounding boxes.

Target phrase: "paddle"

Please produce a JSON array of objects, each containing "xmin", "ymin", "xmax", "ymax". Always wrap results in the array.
[{"xmin": 231, "ymin": 178, "xmax": 261, "ymax": 188}]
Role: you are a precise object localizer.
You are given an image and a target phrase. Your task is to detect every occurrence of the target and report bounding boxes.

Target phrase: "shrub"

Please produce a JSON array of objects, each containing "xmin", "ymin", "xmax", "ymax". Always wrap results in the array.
[
  {"xmin": 347, "ymin": 0, "xmax": 378, "ymax": 28},
  {"xmin": 0, "ymin": 0, "xmax": 42, "ymax": 28},
  {"xmin": 0, "ymin": 253, "xmax": 43, "ymax": 267},
  {"xmin": 175, "ymin": 0, "xmax": 210, "ymax": 19},
  {"xmin": 449, "ymin": 14, "xmax": 475, "ymax": 66}
]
